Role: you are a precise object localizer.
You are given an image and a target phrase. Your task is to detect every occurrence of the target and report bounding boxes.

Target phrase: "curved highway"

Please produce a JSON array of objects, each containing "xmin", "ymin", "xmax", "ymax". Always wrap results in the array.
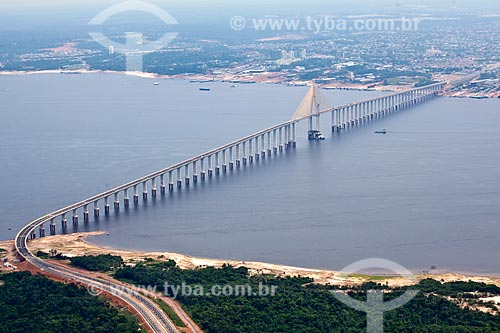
[{"xmin": 16, "ymin": 228, "xmax": 178, "ymax": 333}]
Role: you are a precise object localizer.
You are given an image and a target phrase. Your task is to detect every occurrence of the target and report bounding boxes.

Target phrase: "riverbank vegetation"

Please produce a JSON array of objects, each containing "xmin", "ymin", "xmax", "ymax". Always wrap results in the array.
[
  {"xmin": 69, "ymin": 254, "xmax": 123, "ymax": 272},
  {"xmin": 0, "ymin": 271, "xmax": 141, "ymax": 333},
  {"xmin": 48, "ymin": 253, "xmax": 500, "ymax": 332},
  {"xmin": 114, "ymin": 258, "xmax": 500, "ymax": 333}
]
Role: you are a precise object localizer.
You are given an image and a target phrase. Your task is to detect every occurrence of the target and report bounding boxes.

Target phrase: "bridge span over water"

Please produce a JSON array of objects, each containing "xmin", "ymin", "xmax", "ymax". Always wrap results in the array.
[{"xmin": 14, "ymin": 81, "xmax": 445, "ymax": 332}]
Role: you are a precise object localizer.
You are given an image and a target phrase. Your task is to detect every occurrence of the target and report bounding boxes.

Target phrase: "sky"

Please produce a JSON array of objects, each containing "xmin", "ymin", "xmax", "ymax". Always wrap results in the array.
[
  {"xmin": 1, "ymin": 0, "xmax": 499, "ymax": 31},
  {"xmin": 3, "ymin": 0, "xmax": 500, "ymax": 9}
]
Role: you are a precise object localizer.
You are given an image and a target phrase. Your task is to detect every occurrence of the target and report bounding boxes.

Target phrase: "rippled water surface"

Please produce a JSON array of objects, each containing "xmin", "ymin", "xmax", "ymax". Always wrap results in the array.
[{"xmin": 1, "ymin": 73, "xmax": 499, "ymax": 275}]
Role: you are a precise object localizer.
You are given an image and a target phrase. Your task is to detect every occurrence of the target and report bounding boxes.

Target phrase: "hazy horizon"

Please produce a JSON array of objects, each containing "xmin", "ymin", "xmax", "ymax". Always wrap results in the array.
[{"xmin": 3, "ymin": 0, "xmax": 500, "ymax": 11}]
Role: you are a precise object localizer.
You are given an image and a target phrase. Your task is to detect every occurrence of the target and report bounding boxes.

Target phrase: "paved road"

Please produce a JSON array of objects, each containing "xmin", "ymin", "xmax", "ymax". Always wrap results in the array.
[{"xmin": 15, "ymin": 229, "xmax": 179, "ymax": 333}]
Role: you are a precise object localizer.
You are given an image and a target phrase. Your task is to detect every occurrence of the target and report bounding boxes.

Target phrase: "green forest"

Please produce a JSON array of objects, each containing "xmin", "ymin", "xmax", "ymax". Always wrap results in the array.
[
  {"xmin": 69, "ymin": 254, "xmax": 124, "ymax": 272},
  {"xmin": 113, "ymin": 259, "xmax": 500, "ymax": 333},
  {"xmin": 0, "ymin": 271, "xmax": 141, "ymax": 333}
]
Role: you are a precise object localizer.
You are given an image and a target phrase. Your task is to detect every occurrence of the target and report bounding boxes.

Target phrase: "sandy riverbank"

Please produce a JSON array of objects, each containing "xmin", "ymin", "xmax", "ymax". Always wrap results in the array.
[
  {"xmin": 2, "ymin": 69, "xmax": 499, "ymax": 98},
  {"xmin": 26, "ymin": 231, "xmax": 500, "ymax": 288},
  {"xmin": 0, "ymin": 69, "xmax": 164, "ymax": 79}
]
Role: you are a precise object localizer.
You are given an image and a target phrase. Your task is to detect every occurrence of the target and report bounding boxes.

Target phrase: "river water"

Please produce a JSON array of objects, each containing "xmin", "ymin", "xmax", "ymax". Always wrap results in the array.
[{"xmin": 1, "ymin": 73, "xmax": 499, "ymax": 275}]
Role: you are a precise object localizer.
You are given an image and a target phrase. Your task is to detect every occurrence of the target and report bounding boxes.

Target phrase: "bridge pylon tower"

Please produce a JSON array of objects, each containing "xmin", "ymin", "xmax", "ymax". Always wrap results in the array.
[{"xmin": 291, "ymin": 84, "xmax": 329, "ymax": 140}]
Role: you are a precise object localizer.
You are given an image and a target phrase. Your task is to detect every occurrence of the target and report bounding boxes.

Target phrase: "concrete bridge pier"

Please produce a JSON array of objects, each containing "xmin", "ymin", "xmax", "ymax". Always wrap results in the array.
[
  {"xmin": 83, "ymin": 205, "xmax": 89, "ymax": 223},
  {"xmin": 114, "ymin": 193, "xmax": 120, "ymax": 210},
  {"xmin": 254, "ymin": 137, "xmax": 260, "ymax": 160},
  {"xmin": 160, "ymin": 175, "xmax": 166, "ymax": 194},
  {"xmin": 151, "ymin": 178, "xmax": 157, "ymax": 198},
  {"xmin": 124, "ymin": 189, "xmax": 130, "ymax": 208},
  {"xmin": 72, "ymin": 209, "xmax": 78, "ymax": 225},
  {"xmin": 242, "ymin": 143, "xmax": 248, "ymax": 165},
  {"xmin": 215, "ymin": 153, "xmax": 221, "ymax": 175},
  {"xmin": 284, "ymin": 126, "xmax": 289, "ymax": 150},
  {"xmin": 50, "ymin": 219, "xmax": 56, "ymax": 235},
  {"xmin": 222, "ymin": 149, "xmax": 228, "ymax": 173},
  {"xmin": 142, "ymin": 181, "xmax": 148, "ymax": 200},
  {"xmin": 184, "ymin": 165, "xmax": 190, "ymax": 186},
  {"xmin": 273, "ymin": 130, "xmax": 278, "ymax": 154},
  {"xmin": 200, "ymin": 158, "xmax": 206, "ymax": 179},
  {"xmin": 260, "ymin": 134, "xmax": 266, "ymax": 158},
  {"xmin": 229, "ymin": 147, "xmax": 234, "ymax": 170},
  {"xmin": 193, "ymin": 161, "xmax": 198, "ymax": 183},
  {"xmin": 39, "ymin": 224, "xmax": 45, "ymax": 238},
  {"xmin": 236, "ymin": 144, "xmax": 241, "ymax": 167},
  {"xmin": 248, "ymin": 138, "xmax": 254, "ymax": 162},
  {"xmin": 331, "ymin": 109, "xmax": 337, "ymax": 133},
  {"xmin": 169, "ymin": 171, "xmax": 174, "ymax": 191},
  {"xmin": 291, "ymin": 123, "xmax": 297, "ymax": 148},
  {"xmin": 340, "ymin": 108, "xmax": 344, "ymax": 129},
  {"xmin": 331, "ymin": 109, "xmax": 337, "ymax": 132},
  {"xmin": 207, "ymin": 157, "xmax": 213, "ymax": 178},
  {"xmin": 133, "ymin": 185, "xmax": 139, "ymax": 204},
  {"xmin": 177, "ymin": 168, "xmax": 182, "ymax": 188},
  {"xmin": 278, "ymin": 128, "xmax": 283, "ymax": 152},
  {"xmin": 267, "ymin": 132, "xmax": 272, "ymax": 156},
  {"xmin": 61, "ymin": 214, "xmax": 68, "ymax": 229},
  {"xmin": 49, "ymin": 221, "xmax": 56, "ymax": 235},
  {"xmin": 94, "ymin": 201, "xmax": 100, "ymax": 217},
  {"xmin": 104, "ymin": 197, "xmax": 110, "ymax": 216},
  {"xmin": 287, "ymin": 124, "xmax": 292, "ymax": 148}
]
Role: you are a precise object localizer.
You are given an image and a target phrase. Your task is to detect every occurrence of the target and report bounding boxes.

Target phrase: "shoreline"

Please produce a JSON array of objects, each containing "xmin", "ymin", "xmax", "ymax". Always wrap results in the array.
[
  {"xmin": 25, "ymin": 231, "xmax": 500, "ymax": 288},
  {"xmin": 1, "ymin": 69, "xmax": 498, "ymax": 99}
]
